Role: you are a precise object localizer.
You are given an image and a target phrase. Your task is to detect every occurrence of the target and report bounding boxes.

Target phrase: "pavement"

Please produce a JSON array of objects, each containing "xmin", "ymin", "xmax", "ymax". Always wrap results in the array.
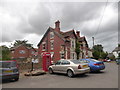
[{"xmin": 1, "ymin": 62, "xmax": 119, "ymax": 88}]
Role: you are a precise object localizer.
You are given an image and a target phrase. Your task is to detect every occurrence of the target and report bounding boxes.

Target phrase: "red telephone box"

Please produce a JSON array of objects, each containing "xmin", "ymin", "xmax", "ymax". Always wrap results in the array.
[{"xmin": 42, "ymin": 52, "xmax": 51, "ymax": 71}]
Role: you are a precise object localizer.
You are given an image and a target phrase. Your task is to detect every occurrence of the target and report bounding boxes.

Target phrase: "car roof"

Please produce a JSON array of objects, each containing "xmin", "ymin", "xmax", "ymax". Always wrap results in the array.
[
  {"xmin": 58, "ymin": 59, "xmax": 77, "ymax": 63},
  {"xmin": 0, "ymin": 60, "xmax": 17, "ymax": 62},
  {"xmin": 80, "ymin": 58, "xmax": 91, "ymax": 60},
  {"xmin": 59, "ymin": 59, "xmax": 73, "ymax": 61}
]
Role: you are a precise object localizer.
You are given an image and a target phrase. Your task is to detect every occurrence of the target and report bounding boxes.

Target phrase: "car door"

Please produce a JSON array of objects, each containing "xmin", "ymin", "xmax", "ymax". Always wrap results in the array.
[
  {"xmin": 60, "ymin": 60, "xmax": 70, "ymax": 73},
  {"xmin": 52, "ymin": 60, "xmax": 62, "ymax": 73}
]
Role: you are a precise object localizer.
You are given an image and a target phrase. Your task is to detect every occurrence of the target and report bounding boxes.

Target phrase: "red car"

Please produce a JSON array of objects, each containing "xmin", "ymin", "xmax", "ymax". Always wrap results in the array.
[{"xmin": 103, "ymin": 59, "xmax": 107, "ymax": 62}]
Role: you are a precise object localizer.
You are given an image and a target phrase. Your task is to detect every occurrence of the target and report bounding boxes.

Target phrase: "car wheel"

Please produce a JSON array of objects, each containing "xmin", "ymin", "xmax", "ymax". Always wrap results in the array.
[
  {"xmin": 67, "ymin": 70, "xmax": 74, "ymax": 78},
  {"xmin": 80, "ymin": 73, "xmax": 85, "ymax": 75},
  {"xmin": 96, "ymin": 70, "xmax": 100, "ymax": 72},
  {"xmin": 14, "ymin": 77, "xmax": 19, "ymax": 81},
  {"xmin": 49, "ymin": 68, "xmax": 54, "ymax": 74},
  {"xmin": 90, "ymin": 67, "xmax": 93, "ymax": 72}
]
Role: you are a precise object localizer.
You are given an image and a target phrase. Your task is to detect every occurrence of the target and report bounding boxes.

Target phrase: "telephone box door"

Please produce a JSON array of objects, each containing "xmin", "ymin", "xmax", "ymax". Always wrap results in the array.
[{"xmin": 42, "ymin": 52, "xmax": 51, "ymax": 71}]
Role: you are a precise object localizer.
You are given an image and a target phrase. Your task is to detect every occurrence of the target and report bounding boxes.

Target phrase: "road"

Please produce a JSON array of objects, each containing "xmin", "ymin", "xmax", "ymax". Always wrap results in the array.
[{"xmin": 1, "ymin": 62, "xmax": 119, "ymax": 88}]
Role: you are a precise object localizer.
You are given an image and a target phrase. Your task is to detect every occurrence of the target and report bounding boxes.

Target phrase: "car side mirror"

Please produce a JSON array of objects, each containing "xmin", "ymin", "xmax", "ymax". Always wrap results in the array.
[
  {"xmin": 51, "ymin": 63, "xmax": 55, "ymax": 65},
  {"xmin": 55, "ymin": 63, "xmax": 57, "ymax": 65}
]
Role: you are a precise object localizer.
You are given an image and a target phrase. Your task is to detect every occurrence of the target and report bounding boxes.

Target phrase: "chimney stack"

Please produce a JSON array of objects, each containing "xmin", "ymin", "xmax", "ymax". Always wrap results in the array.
[
  {"xmin": 55, "ymin": 20, "xmax": 60, "ymax": 32},
  {"xmin": 76, "ymin": 31, "xmax": 80, "ymax": 37}
]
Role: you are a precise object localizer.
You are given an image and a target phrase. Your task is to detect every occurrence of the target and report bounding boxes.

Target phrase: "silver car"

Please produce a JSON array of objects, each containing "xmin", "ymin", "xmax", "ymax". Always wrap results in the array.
[{"xmin": 48, "ymin": 59, "xmax": 90, "ymax": 77}]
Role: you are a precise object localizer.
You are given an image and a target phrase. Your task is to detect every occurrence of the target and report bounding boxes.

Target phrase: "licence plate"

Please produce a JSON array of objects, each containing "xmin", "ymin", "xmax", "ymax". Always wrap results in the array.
[
  {"xmin": 83, "ymin": 65, "xmax": 87, "ymax": 68},
  {"xmin": 4, "ymin": 70, "xmax": 13, "ymax": 73}
]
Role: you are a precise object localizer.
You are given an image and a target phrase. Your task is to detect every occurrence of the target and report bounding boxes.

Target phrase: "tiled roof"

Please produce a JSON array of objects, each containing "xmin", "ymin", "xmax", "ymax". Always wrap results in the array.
[
  {"xmin": 78, "ymin": 37, "xmax": 85, "ymax": 42},
  {"xmin": 37, "ymin": 24, "xmax": 88, "ymax": 47},
  {"xmin": 61, "ymin": 30, "xmax": 75, "ymax": 38},
  {"xmin": 10, "ymin": 44, "xmax": 36, "ymax": 51},
  {"xmin": 37, "ymin": 27, "xmax": 65, "ymax": 46},
  {"xmin": 107, "ymin": 53, "xmax": 114, "ymax": 57}
]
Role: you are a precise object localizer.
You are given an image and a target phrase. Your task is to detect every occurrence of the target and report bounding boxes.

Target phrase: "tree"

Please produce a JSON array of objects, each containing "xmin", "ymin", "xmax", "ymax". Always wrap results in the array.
[
  {"xmin": 101, "ymin": 52, "xmax": 108, "ymax": 59},
  {"xmin": 92, "ymin": 50, "xmax": 100, "ymax": 60},
  {"xmin": 118, "ymin": 44, "xmax": 120, "ymax": 47},
  {"xmin": 13, "ymin": 40, "xmax": 33, "ymax": 47},
  {"xmin": 0, "ymin": 45, "xmax": 11, "ymax": 60},
  {"xmin": 92, "ymin": 44, "xmax": 107, "ymax": 59},
  {"xmin": 117, "ymin": 44, "xmax": 120, "ymax": 58},
  {"xmin": 93, "ymin": 44, "xmax": 103, "ymax": 52},
  {"xmin": 75, "ymin": 41, "xmax": 80, "ymax": 60}
]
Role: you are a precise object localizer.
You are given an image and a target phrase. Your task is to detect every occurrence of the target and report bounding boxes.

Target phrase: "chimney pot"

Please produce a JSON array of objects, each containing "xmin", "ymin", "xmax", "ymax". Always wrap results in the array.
[
  {"xmin": 55, "ymin": 20, "xmax": 60, "ymax": 32},
  {"xmin": 76, "ymin": 31, "xmax": 80, "ymax": 37}
]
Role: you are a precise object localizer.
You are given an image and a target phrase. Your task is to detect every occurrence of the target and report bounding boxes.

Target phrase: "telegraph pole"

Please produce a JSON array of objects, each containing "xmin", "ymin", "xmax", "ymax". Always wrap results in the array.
[{"xmin": 92, "ymin": 37, "xmax": 94, "ymax": 47}]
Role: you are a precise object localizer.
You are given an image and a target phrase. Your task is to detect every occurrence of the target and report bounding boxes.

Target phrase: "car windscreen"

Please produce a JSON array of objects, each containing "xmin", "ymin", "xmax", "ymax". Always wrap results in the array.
[
  {"xmin": 70, "ymin": 60, "xmax": 82, "ymax": 64},
  {"xmin": 0, "ymin": 62, "xmax": 16, "ymax": 68},
  {"xmin": 79, "ymin": 60, "xmax": 89, "ymax": 63},
  {"xmin": 116, "ymin": 59, "xmax": 120, "ymax": 61}
]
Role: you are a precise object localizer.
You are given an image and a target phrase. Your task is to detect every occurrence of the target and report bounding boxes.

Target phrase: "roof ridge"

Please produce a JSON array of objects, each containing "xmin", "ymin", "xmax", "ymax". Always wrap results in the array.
[{"xmin": 62, "ymin": 29, "xmax": 74, "ymax": 33}]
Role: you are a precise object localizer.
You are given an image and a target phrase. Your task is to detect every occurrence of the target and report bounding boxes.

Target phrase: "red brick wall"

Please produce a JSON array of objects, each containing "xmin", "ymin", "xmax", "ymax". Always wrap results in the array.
[
  {"xmin": 11, "ymin": 46, "xmax": 36, "ymax": 59},
  {"xmin": 11, "ymin": 46, "xmax": 29, "ymax": 59},
  {"xmin": 38, "ymin": 29, "xmax": 79, "ymax": 62},
  {"xmin": 65, "ymin": 42, "xmax": 71, "ymax": 59},
  {"xmin": 38, "ymin": 30, "xmax": 65, "ymax": 62},
  {"xmin": 53, "ymin": 32, "xmax": 65, "ymax": 61},
  {"xmin": 65, "ymin": 32, "xmax": 77, "ymax": 59},
  {"xmin": 28, "ymin": 49, "xmax": 36, "ymax": 57}
]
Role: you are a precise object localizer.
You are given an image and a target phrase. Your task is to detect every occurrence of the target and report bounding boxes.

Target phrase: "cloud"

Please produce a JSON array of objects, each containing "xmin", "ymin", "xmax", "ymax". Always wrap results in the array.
[
  {"xmin": 0, "ymin": 1, "xmax": 118, "ymax": 52},
  {"xmin": 1, "ymin": 1, "xmax": 51, "ymax": 42},
  {"xmin": 23, "ymin": 34, "xmax": 43, "ymax": 47},
  {"xmin": 59, "ymin": 2, "xmax": 105, "ymax": 30},
  {"xmin": 0, "ymin": 8, "xmax": 23, "ymax": 42},
  {"xmin": 27, "ymin": 3, "xmax": 51, "ymax": 35}
]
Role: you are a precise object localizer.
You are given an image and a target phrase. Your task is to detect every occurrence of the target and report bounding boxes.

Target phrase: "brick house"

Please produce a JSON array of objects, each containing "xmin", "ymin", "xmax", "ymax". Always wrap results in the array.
[
  {"xmin": 10, "ymin": 44, "xmax": 37, "ymax": 60},
  {"xmin": 112, "ymin": 47, "xmax": 120, "ymax": 58},
  {"xmin": 37, "ymin": 20, "xmax": 91, "ymax": 62}
]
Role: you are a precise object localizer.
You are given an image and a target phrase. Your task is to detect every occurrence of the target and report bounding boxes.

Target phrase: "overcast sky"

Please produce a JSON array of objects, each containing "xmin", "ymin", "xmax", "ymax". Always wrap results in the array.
[{"xmin": 0, "ymin": 0, "xmax": 119, "ymax": 52}]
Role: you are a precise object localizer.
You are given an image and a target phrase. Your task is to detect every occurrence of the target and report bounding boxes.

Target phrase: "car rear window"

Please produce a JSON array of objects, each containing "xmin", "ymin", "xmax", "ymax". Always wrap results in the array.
[
  {"xmin": 70, "ymin": 60, "xmax": 82, "ymax": 64},
  {"xmin": 90, "ymin": 59, "xmax": 99, "ymax": 62},
  {"xmin": 0, "ymin": 61, "xmax": 16, "ymax": 68}
]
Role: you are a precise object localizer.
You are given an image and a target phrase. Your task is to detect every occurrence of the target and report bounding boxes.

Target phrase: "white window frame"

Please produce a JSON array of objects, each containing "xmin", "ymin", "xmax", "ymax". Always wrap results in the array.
[
  {"xmin": 19, "ymin": 50, "xmax": 26, "ymax": 54},
  {"xmin": 31, "ymin": 51, "xmax": 35, "ymax": 54},
  {"xmin": 71, "ymin": 38, "xmax": 75, "ymax": 48},
  {"xmin": 70, "ymin": 52, "xmax": 76, "ymax": 59},
  {"xmin": 50, "ymin": 40, "xmax": 54, "ymax": 50},
  {"xmin": 83, "ymin": 42, "xmax": 86, "ymax": 47},
  {"xmin": 50, "ymin": 52, "xmax": 54, "ymax": 58},
  {"xmin": 60, "ymin": 52, "xmax": 65, "ymax": 59},
  {"xmin": 50, "ymin": 32, "xmax": 54, "ymax": 39},
  {"xmin": 19, "ymin": 57, "xmax": 25, "ymax": 58},
  {"xmin": 11, "ymin": 51, "xmax": 14, "ymax": 53},
  {"xmin": 42, "ymin": 42, "xmax": 46, "ymax": 51}
]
